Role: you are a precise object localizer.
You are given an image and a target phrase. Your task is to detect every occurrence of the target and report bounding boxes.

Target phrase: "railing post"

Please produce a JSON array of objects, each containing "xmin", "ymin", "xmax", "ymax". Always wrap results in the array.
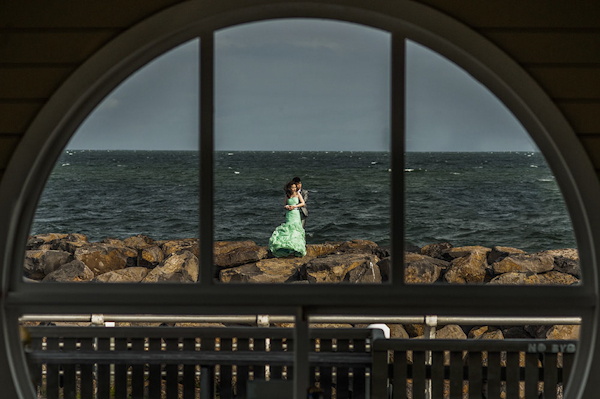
[
  {"xmin": 424, "ymin": 315, "xmax": 437, "ymax": 399},
  {"xmin": 294, "ymin": 307, "xmax": 309, "ymax": 399}
]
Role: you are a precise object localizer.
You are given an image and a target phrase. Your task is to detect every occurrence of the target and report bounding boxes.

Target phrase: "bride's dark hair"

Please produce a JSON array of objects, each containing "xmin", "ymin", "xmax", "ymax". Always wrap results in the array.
[{"xmin": 284, "ymin": 181, "xmax": 296, "ymax": 198}]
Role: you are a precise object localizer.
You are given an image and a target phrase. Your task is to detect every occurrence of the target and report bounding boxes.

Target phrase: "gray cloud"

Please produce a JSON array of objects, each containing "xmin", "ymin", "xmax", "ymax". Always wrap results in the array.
[{"xmin": 68, "ymin": 20, "xmax": 535, "ymax": 152}]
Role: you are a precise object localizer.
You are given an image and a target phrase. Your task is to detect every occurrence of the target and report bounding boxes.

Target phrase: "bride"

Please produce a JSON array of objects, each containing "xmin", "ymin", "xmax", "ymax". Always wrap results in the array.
[{"xmin": 268, "ymin": 181, "xmax": 307, "ymax": 257}]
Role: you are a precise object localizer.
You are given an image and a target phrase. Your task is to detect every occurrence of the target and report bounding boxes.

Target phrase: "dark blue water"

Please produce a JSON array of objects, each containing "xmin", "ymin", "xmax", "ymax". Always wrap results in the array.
[{"xmin": 31, "ymin": 151, "xmax": 576, "ymax": 252}]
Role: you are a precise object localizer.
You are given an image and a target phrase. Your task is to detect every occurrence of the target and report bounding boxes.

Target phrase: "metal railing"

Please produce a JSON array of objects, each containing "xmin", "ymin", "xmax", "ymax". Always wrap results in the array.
[{"xmin": 20, "ymin": 313, "xmax": 582, "ymax": 330}]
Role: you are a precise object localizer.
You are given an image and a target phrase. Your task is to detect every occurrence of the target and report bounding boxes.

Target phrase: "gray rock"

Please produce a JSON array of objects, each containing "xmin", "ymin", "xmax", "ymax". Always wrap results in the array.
[
  {"xmin": 389, "ymin": 324, "xmax": 410, "ymax": 339},
  {"xmin": 140, "ymin": 246, "xmax": 165, "ymax": 268},
  {"xmin": 487, "ymin": 246, "xmax": 526, "ymax": 264},
  {"xmin": 161, "ymin": 239, "xmax": 199, "ymax": 258},
  {"xmin": 24, "ymin": 250, "xmax": 73, "ymax": 279},
  {"xmin": 553, "ymin": 256, "xmax": 580, "ymax": 278},
  {"xmin": 435, "ymin": 324, "xmax": 467, "ymax": 339},
  {"xmin": 123, "ymin": 234, "xmax": 155, "ymax": 249},
  {"xmin": 214, "ymin": 241, "xmax": 268, "ymax": 269},
  {"xmin": 304, "ymin": 253, "xmax": 380, "ymax": 283},
  {"xmin": 492, "ymin": 253, "xmax": 554, "ymax": 274},
  {"xmin": 344, "ymin": 259, "xmax": 382, "ymax": 283},
  {"xmin": 420, "ymin": 242, "xmax": 453, "ymax": 260},
  {"xmin": 305, "ymin": 242, "xmax": 343, "ymax": 257},
  {"xmin": 446, "ymin": 246, "xmax": 491, "ymax": 259},
  {"xmin": 142, "ymin": 250, "xmax": 199, "ymax": 283},
  {"xmin": 75, "ymin": 243, "xmax": 138, "ymax": 276},
  {"xmin": 490, "ymin": 271, "xmax": 579, "ymax": 285},
  {"xmin": 42, "ymin": 260, "xmax": 94, "ymax": 282},
  {"xmin": 405, "ymin": 253, "xmax": 447, "ymax": 284},
  {"xmin": 219, "ymin": 257, "xmax": 308, "ymax": 283},
  {"xmin": 94, "ymin": 267, "xmax": 150, "ymax": 283},
  {"xmin": 336, "ymin": 239, "xmax": 379, "ymax": 254},
  {"xmin": 404, "ymin": 324, "xmax": 425, "ymax": 337},
  {"xmin": 444, "ymin": 248, "xmax": 488, "ymax": 284},
  {"xmin": 538, "ymin": 248, "xmax": 579, "ymax": 261},
  {"xmin": 546, "ymin": 325, "xmax": 580, "ymax": 340}
]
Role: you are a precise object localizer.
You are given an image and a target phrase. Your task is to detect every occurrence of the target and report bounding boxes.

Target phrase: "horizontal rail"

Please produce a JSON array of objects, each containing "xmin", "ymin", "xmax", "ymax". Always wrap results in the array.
[
  {"xmin": 19, "ymin": 314, "xmax": 582, "ymax": 326},
  {"xmin": 28, "ymin": 350, "xmax": 373, "ymax": 367}
]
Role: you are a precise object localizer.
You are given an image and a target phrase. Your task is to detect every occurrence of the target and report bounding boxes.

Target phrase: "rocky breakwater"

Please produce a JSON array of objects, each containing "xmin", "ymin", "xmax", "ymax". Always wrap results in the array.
[
  {"xmin": 24, "ymin": 235, "xmax": 580, "ymax": 340},
  {"xmin": 25, "ymin": 234, "xmax": 579, "ymax": 286}
]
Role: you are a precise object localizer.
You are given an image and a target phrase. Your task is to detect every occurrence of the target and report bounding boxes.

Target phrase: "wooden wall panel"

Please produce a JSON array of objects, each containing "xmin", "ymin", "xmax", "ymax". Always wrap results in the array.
[
  {"xmin": 0, "ymin": 0, "xmax": 184, "ymax": 29},
  {"xmin": 482, "ymin": 31, "xmax": 600, "ymax": 65},
  {"xmin": 525, "ymin": 66, "xmax": 600, "ymax": 100},
  {"xmin": 558, "ymin": 103, "xmax": 600, "ymax": 134},
  {"xmin": 579, "ymin": 136, "xmax": 600, "ymax": 170},
  {"xmin": 0, "ymin": 67, "xmax": 74, "ymax": 99},
  {"xmin": 0, "ymin": 103, "xmax": 44, "ymax": 133},
  {"xmin": 0, "ymin": 31, "xmax": 121, "ymax": 64},
  {"xmin": 0, "ymin": 136, "xmax": 20, "ymax": 169},
  {"xmin": 414, "ymin": 0, "xmax": 600, "ymax": 29}
]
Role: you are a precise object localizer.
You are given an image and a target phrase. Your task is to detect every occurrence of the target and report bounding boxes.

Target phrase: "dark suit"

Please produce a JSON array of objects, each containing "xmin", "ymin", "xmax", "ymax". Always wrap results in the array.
[{"xmin": 298, "ymin": 189, "xmax": 308, "ymax": 228}]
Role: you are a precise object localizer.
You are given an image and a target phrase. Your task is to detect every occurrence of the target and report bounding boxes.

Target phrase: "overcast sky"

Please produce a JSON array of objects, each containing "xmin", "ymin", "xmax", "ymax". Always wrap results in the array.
[{"xmin": 68, "ymin": 19, "xmax": 536, "ymax": 152}]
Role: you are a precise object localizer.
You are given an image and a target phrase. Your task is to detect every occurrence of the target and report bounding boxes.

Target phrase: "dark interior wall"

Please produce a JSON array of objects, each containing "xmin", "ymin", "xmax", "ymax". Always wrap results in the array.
[{"xmin": 0, "ymin": 0, "xmax": 599, "ymax": 176}]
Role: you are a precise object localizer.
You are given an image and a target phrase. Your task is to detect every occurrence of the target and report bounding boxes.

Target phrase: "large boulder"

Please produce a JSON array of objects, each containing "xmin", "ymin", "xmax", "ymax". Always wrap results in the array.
[
  {"xmin": 26, "ymin": 233, "xmax": 69, "ymax": 250},
  {"xmin": 435, "ymin": 325, "xmax": 467, "ymax": 339},
  {"xmin": 404, "ymin": 324, "xmax": 425, "ymax": 337},
  {"xmin": 305, "ymin": 242, "xmax": 342, "ymax": 258},
  {"xmin": 405, "ymin": 253, "xmax": 448, "ymax": 284},
  {"xmin": 546, "ymin": 325, "xmax": 580, "ymax": 340},
  {"xmin": 123, "ymin": 234, "xmax": 155, "ymax": 249},
  {"xmin": 75, "ymin": 243, "xmax": 138, "ymax": 275},
  {"xmin": 94, "ymin": 267, "xmax": 150, "ymax": 283},
  {"xmin": 24, "ymin": 250, "xmax": 73, "ymax": 279},
  {"xmin": 161, "ymin": 239, "xmax": 199, "ymax": 258},
  {"xmin": 490, "ymin": 271, "xmax": 579, "ymax": 285},
  {"xmin": 336, "ymin": 240, "xmax": 379, "ymax": 254},
  {"xmin": 214, "ymin": 241, "xmax": 268, "ymax": 269},
  {"xmin": 479, "ymin": 328, "xmax": 504, "ymax": 340},
  {"xmin": 538, "ymin": 248, "xmax": 579, "ymax": 261},
  {"xmin": 303, "ymin": 253, "xmax": 380, "ymax": 283},
  {"xmin": 27, "ymin": 233, "xmax": 89, "ymax": 253},
  {"xmin": 219, "ymin": 257, "xmax": 309, "ymax": 283},
  {"xmin": 389, "ymin": 324, "xmax": 410, "ymax": 339},
  {"xmin": 42, "ymin": 260, "xmax": 94, "ymax": 282},
  {"xmin": 142, "ymin": 250, "xmax": 199, "ymax": 283},
  {"xmin": 420, "ymin": 242, "xmax": 453, "ymax": 260},
  {"xmin": 140, "ymin": 246, "xmax": 165, "ymax": 268},
  {"xmin": 446, "ymin": 246, "xmax": 491, "ymax": 259},
  {"xmin": 553, "ymin": 256, "xmax": 581, "ymax": 278},
  {"xmin": 487, "ymin": 246, "xmax": 526, "ymax": 264},
  {"xmin": 344, "ymin": 259, "xmax": 382, "ymax": 283},
  {"xmin": 492, "ymin": 253, "xmax": 554, "ymax": 274},
  {"xmin": 444, "ymin": 248, "xmax": 489, "ymax": 284}
]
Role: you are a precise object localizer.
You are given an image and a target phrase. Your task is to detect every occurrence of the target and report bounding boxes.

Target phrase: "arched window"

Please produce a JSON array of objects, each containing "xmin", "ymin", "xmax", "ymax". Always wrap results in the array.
[{"xmin": 1, "ymin": 2, "xmax": 598, "ymax": 398}]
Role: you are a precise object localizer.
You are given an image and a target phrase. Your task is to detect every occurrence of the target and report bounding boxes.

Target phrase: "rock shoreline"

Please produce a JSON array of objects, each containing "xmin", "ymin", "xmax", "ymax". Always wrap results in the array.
[
  {"xmin": 23, "ymin": 233, "xmax": 581, "ymax": 339},
  {"xmin": 25, "ymin": 233, "xmax": 580, "ymax": 285}
]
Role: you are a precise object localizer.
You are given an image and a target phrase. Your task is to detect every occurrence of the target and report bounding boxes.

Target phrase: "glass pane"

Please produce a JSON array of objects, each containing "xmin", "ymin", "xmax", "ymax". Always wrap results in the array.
[
  {"xmin": 25, "ymin": 39, "xmax": 200, "ymax": 283},
  {"xmin": 214, "ymin": 19, "xmax": 391, "ymax": 283},
  {"xmin": 404, "ymin": 40, "xmax": 578, "ymax": 285}
]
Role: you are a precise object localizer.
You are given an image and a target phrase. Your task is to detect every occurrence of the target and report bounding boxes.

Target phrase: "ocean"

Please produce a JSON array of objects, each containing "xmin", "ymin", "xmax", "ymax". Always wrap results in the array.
[{"xmin": 31, "ymin": 151, "xmax": 576, "ymax": 253}]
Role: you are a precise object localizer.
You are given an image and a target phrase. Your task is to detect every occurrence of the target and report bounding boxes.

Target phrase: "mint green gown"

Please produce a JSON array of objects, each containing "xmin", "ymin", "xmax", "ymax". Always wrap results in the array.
[{"xmin": 269, "ymin": 197, "xmax": 307, "ymax": 257}]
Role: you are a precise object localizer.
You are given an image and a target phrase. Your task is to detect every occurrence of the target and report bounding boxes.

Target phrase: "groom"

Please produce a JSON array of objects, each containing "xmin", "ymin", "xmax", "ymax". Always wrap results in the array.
[{"xmin": 292, "ymin": 176, "xmax": 308, "ymax": 228}]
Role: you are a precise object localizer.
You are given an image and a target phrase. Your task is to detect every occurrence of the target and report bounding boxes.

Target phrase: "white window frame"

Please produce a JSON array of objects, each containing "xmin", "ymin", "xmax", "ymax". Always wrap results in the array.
[{"xmin": 0, "ymin": 2, "xmax": 598, "ymax": 398}]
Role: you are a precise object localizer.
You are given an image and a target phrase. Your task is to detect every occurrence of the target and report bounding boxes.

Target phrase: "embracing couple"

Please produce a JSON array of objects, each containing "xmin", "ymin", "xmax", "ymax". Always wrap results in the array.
[{"xmin": 268, "ymin": 177, "xmax": 309, "ymax": 257}]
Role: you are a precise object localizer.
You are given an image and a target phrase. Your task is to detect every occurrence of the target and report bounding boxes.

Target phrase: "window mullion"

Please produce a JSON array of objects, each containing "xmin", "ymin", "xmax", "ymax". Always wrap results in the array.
[
  {"xmin": 391, "ymin": 32, "xmax": 406, "ymax": 286},
  {"xmin": 199, "ymin": 31, "xmax": 215, "ymax": 286}
]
